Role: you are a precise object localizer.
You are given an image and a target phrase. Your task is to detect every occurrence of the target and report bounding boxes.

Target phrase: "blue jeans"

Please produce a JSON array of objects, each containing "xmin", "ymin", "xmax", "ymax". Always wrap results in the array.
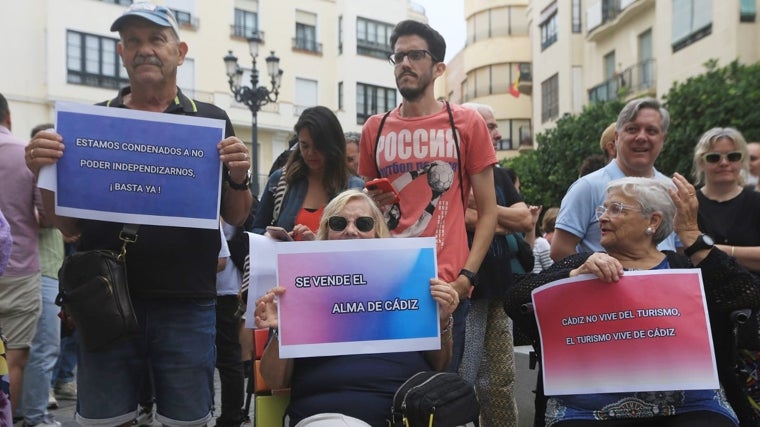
[
  {"xmin": 21, "ymin": 275, "xmax": 61, "ymax": 424},
  {"xmin": 76, "ymin": 297, "xmax": 216, "ymax": 427},
  {"xmin": 51, "ymin": 330, "xmax": 78, "ymax": 387}
]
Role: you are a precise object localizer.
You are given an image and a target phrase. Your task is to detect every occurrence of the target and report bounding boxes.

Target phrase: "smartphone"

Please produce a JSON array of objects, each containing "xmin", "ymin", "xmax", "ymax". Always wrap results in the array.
[
  {"xmin": 365, "ymin": 178, "xmax": 399, "ymax": 203},
  {"xmin": 266, "ymin": 226, "xmax": 293, "ymax": 241}
]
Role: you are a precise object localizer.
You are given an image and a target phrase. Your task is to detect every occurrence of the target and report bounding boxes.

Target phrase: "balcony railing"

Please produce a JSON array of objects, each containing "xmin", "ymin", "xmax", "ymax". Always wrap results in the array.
[
  {"xmin": 292, "ymin": 38, "xmax": 323, "ymax": 54},
  {"xmin": 588, "ymin": 58, "xmax": 656, "ymax": 104},
  {"xmin": 587, "ymin": 0, "xmax": 639, "ymax": 32}
]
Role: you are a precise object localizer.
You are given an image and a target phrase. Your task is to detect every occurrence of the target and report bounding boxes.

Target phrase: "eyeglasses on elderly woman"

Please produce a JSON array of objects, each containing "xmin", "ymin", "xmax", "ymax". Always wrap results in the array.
[
  {"xmin": 327, "ymin": 216, "xmax": 375, "ymax": 232},
  {"xmin": 595, "ymin": 202, "xmax": 642, "ymax": 221},
  {"xmin": 702, "ymin": 151, "xmax": 743, "ymax": 164}
]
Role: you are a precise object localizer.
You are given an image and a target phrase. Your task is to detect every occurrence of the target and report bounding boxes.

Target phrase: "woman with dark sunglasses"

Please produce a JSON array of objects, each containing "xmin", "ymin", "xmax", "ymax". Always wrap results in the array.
[
  {"xmin": 691, "ymin": 127, "xmax": 760, "ymax": 424},
  {"xmin": 254, "ymin": 190, "xmax": 460, "ymax": 427}
]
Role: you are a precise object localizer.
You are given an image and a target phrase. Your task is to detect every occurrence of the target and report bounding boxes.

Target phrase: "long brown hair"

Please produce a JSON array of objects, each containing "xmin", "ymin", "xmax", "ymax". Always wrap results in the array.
[{"xmin": 285, "ymin": 106, "xmax": 349, "ymax": 195}]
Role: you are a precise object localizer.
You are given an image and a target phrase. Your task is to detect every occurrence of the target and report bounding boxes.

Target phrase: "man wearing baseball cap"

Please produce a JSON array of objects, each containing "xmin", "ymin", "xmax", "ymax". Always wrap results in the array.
[{"xmin": 26, "ymin": 2, "xmax": 253, "ymax": 427}]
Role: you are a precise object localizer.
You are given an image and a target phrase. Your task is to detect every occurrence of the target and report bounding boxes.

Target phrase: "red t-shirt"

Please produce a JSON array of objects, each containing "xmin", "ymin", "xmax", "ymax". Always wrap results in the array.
[{"xmin": 358, "ymin": 103, "xmax": 496, "ymax": 282}]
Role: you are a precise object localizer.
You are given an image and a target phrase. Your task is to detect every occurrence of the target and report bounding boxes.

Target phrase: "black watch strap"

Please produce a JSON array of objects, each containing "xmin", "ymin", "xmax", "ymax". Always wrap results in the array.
[
  {"xmin": 226, "ymin": 170, "xmax": 251, "ymax": 190},
  {"xmin": 459, "ymin": 268, "xmax": 478, "ymax": 287}
]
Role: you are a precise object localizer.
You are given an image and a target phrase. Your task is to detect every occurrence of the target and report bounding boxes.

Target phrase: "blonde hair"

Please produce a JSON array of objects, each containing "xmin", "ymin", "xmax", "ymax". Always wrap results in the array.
[
  {"xmin": 316, "ymin": 189, "xmax": 390, "ymax": 240},
  {"xmin": 692, "ymin": 127, "xmax": 749, "ymax": 186},
  {"xmin": 600, "ymin": 122, "xmax": 617, "ymax": 160}
]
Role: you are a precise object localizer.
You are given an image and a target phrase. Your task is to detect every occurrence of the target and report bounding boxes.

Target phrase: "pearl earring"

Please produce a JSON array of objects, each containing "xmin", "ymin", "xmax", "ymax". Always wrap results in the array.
[{"xmin": 645, "ymin": 226, "xmax": 654, "ymax": 235}]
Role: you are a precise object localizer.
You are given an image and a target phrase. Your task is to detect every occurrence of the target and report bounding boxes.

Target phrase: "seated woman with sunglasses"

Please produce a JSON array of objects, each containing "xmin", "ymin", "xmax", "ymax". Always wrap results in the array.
[
  {"xmin": 691, "ymin": 127, "xmax": 760, "ymax": 424},
  {"xmin": 254, "ymin": 189, "xmax": 459, "ymax": 427},
  {"xmin": 505, "ymin": 175, "xmax": 760, "ymax": 427}
]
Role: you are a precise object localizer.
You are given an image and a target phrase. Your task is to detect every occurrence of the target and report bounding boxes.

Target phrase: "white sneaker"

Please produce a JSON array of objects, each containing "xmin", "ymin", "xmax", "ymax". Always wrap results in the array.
[
  {"xmin": 53, "ymin": 381, "xmax": 77, "ymax": 401},
  {"xmin": 23, "ymin": 415, "xmax": 62, "ymax": 427},
  {"xmin": 132, "ymin": 404, "xmax": 154, "ymax": 427},
  {"xmin": 47, "ymin": 390, "xmax": 59, "ymax": 409}
]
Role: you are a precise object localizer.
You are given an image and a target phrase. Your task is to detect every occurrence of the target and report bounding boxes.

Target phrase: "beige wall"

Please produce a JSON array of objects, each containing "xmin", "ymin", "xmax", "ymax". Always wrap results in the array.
[{"xmin": 1, "ymin": 0, "xmax": 414, "ymax": 195}]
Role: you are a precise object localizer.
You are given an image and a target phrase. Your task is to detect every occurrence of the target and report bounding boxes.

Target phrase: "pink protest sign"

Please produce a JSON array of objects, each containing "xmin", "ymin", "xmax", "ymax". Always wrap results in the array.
[{"xmin": 532, "ymin": 269, "xmax": 718, "ymax": 395}]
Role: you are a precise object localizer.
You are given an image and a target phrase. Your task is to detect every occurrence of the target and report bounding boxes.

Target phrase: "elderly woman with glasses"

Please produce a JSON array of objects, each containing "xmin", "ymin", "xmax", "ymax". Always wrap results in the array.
[
  {"xmin": 505, "ymin": 174, "xmax": 760, "ymax": 427},
  {"xmin": 254, "ymin": 189, "xmax": 459, "ymax": 427}
]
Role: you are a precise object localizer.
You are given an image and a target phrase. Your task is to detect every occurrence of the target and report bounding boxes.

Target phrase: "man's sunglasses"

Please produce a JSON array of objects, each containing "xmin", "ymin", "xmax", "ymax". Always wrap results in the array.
[
  {"xmin": 328, "ymin": 216, "xmax": 375, "ymax": 232},
  {"xmin": 702, "ymin": 151, "xmax": 743, "ymax": 164}
]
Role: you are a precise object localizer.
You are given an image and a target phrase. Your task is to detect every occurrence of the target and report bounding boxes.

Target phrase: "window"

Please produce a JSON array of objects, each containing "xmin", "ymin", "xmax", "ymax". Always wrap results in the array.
[
  {"xmin": 356, "ymin": 83, "xmax": 396, "ymax": 124},
  {"xmin": 495, "ymin": 119, "xmax": 532, "ymax": 150},
  {"xmin": 539, "ymin": 2, "xmax": 558, "ymax": 50},
  {"xmin": 170, "ymin": 9, "xmax": 195, "ymax": 28},
  {"xmin": 66, "ymin": 30, "xmax": 128, "ymax": 89},
  {"xmin": 356, "ymin": 17, "xmax": 394, "ymax": 59},
  {"xmin": 338, "ymin": 82, "xmax": 344, "ymax": 110},
  {"xmin": 638, "ymin": 29, "xmax": 654, "ymax": 88},
  {"xmin": 177, "ymin": 57, "xmax": 195, "ymax": 97},
  {"xmin": 468, "ymin": 6, "xmax": 528, "ymax": 43},
  {"xmin": 234, "ymin": 9, "xmax": 258, "ymax": 38},
  {"xmin": 338, "ymin": 15, "xmax": 343, "ymax": 54},
  {"xmin": 295, "ymin": 10, "xmax": 320, "ymax": 53},
  {"xmin": 672, "ymin": 0, "xmax": 712, "ymax": 51},
  {"xmin": 741, "ymin": 0, "xmax": 756, "ymax": 22},
  {"xmin": 295, "ymin": 78, "xmax": 318, "ymax": 115},
  {"xmin": 541, "ymin": 74, "xmax": 559, "ymax": 123},
  {"xmin": 571, "ymin": 0, "xmax": 582, "ymax": 33},
  {"xmin": 604, "ymin": 51, "xmax": 616, "ymax": 79},
  {"xmin": 465, "ymin": 63, "xmax": 520, "ymax": 100}
]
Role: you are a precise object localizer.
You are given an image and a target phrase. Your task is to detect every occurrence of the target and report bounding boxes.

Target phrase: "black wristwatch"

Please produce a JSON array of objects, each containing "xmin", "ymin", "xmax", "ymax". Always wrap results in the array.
[
  {"xmin": 684, "ymin": 234, "xmax": 715, "ymax": 257},
  {"xmin": 459, "ymin": 268, "xmax": 478, "ymax": 287},
  {"xmin": 226, "ymin": 170, "xmax": 251, "ymax": 191}
]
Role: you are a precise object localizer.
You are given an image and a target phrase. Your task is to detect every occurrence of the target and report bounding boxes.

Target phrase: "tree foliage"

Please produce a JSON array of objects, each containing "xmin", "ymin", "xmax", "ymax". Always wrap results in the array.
[
  {"xmin": 505, "ymin": 100, "xmax": 624, "ymax": 208},
  {"xmin": 659, "ymin": 59, "xmax": 760, "ymax": 178}
]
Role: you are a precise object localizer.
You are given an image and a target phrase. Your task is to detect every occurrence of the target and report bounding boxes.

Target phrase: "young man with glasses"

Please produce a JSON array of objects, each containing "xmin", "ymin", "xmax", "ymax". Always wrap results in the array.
[
  {"xmin": 358, "ymin": 20, "xmax": 498, "ymax": 373},
  {"xmin": 550, "ymin": 97, "xmax": 677, "ymax": 263}
]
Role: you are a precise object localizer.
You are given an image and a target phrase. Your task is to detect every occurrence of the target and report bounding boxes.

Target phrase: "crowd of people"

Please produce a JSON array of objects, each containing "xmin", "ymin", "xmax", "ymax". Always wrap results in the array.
[{"xmin": 2, "ymin": 2, "xmax": 760, "ymax": 427}]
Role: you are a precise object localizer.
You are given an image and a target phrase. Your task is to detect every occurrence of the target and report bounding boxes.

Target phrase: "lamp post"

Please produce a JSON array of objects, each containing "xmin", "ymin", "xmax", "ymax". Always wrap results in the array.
[{"xmin": 223, "ymin": 35, "xmax": 283, "ymax": 196}]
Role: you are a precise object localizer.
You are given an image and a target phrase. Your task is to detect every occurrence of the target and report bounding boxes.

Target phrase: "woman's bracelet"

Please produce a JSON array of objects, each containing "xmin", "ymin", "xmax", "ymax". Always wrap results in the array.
[
  {"xmin": 731, "ymin": 246, "xmax": 736, "ymax": 257},
  {"xmin": 440, "ymin": 315, "xmax": 453, "ymax": 336}
]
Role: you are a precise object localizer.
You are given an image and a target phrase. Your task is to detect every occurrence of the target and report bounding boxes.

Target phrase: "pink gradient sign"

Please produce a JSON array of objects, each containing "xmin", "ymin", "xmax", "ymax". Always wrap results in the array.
[
  {"xmin": 532, "ymin": 269, "xmax": 718, "ymax": 395},
  {"xmin": 275, "ymin": 237, "xmax": 439, "ymax": 358}
]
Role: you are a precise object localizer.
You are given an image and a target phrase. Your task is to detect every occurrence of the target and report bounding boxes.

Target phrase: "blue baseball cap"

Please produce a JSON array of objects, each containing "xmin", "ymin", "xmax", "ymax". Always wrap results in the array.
[{"xmin": 110, "ymin": 2, "xmax": 179, "ymax": 36}]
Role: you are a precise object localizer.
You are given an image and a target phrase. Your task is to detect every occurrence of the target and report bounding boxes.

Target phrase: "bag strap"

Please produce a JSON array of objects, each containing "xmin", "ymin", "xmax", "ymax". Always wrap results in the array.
[
  {"xmin": 443, "ymin": 101, "xmax": 466, "ymax": 208},
  {"xmin": 118, "ymin": 224, "xmax": 139, "ymax": 261},
  {"xmin": 271, "ymin": 167, "xmax": 287, "ymax": 225}
]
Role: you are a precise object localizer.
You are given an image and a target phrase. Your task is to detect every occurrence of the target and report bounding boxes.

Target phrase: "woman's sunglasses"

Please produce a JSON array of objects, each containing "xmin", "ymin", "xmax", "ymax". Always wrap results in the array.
[
  {"xmin": 702, "ymin": 151, "xmax": 743, "ymax": 164},
  {"xmin": 328, "ymin": 216, "xmax": 375, "ymax": 232}
]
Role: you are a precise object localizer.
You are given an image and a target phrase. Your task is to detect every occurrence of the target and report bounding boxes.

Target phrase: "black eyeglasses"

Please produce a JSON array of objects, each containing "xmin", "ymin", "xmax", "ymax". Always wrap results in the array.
[
  {"xmin": 388, "ymin": 49, "xmax": 438, "ymax": 65},
  {"xmin": 328, "ymin": 216, "xmax": 375, "ymax": 232},
  {"xmin": 702, "ymin": 151, "xmax": 743, "ymax": 164}
]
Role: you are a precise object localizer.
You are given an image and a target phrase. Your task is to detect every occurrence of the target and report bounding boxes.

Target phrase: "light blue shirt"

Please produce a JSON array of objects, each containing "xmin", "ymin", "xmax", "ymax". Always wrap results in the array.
[{"xmin": 555, "ymin": 160, "xmax": 676, "ymax": 254}]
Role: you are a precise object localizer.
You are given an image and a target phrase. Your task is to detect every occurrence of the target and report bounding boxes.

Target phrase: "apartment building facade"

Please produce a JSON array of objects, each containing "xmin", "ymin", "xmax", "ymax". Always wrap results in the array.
[
  {"xmin": 1, "ymin": 0, "xmax": 422, "ymax": 194},
  {"xmin": 530, "ymin": 0, "xmax": 760, "ymax": 135},
  {"xmin": 438, "ymin": 0, "xmax": 534, "ymax": 160}
]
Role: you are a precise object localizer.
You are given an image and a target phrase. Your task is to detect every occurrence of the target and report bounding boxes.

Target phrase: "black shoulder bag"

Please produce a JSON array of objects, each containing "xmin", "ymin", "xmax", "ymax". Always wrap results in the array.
[{"xmin": 56, "ymin": 224, "xmax": 139, "ymax": 352}]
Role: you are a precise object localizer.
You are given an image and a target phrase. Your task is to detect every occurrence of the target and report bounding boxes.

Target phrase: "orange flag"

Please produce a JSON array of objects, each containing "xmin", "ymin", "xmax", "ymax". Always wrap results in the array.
[{"xmin": 510, "ymin": 72, "xmax": 520, "ymax": 98}]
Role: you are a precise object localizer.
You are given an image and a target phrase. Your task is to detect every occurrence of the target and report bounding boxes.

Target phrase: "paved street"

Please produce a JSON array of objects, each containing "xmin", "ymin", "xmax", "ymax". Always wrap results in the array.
[{"xmin": 49, "ymin": 371, "xmax": 251, "ymax": 427}]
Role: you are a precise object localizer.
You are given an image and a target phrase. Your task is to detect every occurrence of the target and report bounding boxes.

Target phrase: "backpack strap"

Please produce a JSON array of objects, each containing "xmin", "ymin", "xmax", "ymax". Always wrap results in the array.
[
  {"xmin": 443, "ymin": 101, "xmax": 466, "ymax": 208},
  {"xmin": 271, "ymin": 167, "xmax": 288, "ymax": 225},
  {"xmin": 373, "ymin": 109, "xmax": 394, "ymax": 178}
]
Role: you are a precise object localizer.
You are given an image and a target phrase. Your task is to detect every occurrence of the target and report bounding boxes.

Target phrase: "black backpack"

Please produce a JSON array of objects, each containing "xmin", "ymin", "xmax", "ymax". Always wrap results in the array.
[{"xmin": 389, "ymin": 371, "xmax": 479, "ymax": 427}]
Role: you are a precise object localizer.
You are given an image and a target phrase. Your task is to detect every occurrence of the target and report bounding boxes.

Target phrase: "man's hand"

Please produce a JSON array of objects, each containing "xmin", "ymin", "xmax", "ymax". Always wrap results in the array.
[
  {"xmin": 218, "ymin": 136, "xmax": 251, "ymax": 184},
  {"xmin": 26, "ymin": 130, "xmax": 64, "ymax": 177}
]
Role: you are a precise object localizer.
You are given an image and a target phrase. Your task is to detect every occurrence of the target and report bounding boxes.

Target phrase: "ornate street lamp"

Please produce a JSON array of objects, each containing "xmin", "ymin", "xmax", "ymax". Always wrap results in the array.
[{"xmin": 223, "ymin": 35, "xmax": 283, "ymax": 196}]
